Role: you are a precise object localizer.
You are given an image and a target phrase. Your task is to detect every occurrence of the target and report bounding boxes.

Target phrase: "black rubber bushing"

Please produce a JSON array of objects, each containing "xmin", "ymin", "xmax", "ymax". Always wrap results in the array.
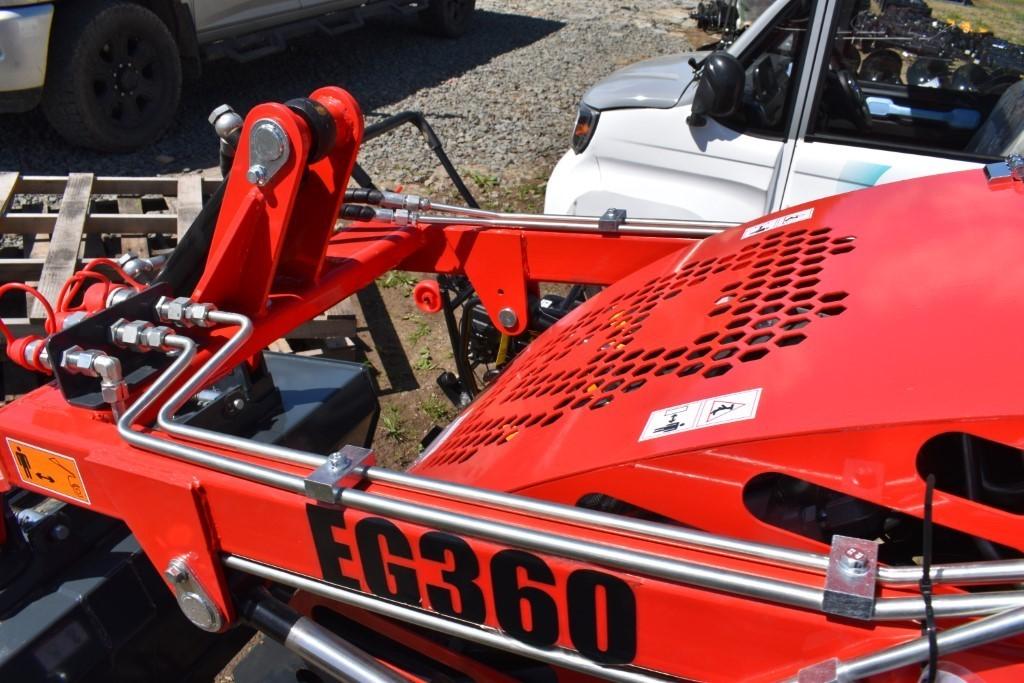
[{"xmin": 286, "ymin": 97, "xmax": 337, "ymax": 163}]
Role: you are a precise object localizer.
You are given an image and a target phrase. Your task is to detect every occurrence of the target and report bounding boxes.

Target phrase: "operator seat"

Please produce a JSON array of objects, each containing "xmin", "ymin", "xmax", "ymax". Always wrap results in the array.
[{"xmin": 967, "ymin": 79, "xmax": 1024, "ymax": 157}]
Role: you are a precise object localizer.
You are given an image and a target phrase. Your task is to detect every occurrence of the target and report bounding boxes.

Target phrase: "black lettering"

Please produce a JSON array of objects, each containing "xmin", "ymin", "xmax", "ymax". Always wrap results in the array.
[
  {"xmin": 355, "ymin": 517, "xmax": 421, "ymax": 605},
  {"xmin": 306, "ymin": 504, "xmax": 360, "ymax": 590},
  {"xmin": 420, "ymin": 531, "xmax": 486, "ymax": 623},
  {"xmin": 567, "ymin": 570, "xmax": 637, "ymax": 664},
  {"xmin": 491, "ymin": 550, "xmax": 558, "ymax": 646}
]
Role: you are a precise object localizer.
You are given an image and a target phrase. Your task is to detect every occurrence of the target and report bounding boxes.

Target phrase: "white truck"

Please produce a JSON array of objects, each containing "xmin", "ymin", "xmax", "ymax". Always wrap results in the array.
[
  {"xmin": 0, "ymin": 0, "xmax": 474, "ymax": 151},
  {"xmin": 545, "ymin": 0, "xmax": 1024, "ymax": 223}
]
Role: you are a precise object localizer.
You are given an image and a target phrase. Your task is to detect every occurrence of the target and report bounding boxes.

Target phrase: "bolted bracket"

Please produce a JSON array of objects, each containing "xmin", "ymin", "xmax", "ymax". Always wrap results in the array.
[
  {"xmin": 248, "ymin": 118, "xmax": 291, "ymax": 186},
  {"xmin": 165, "ymin": 556, "xmax": 225, "ymax": 632},
  {"xmin": 822, "ymin": 535, "xmax": 879, "ymax": 620},
  {"xmin": 985, "ymin": 155, "xmax": 1024, "ymax": 185},
  {"xmin": 598, "ymin": 207, "xmax": 627, "ymax": 232},
  {"xmin": 304, "ymin": 445, "xmax": 372, "ymax": 503}
]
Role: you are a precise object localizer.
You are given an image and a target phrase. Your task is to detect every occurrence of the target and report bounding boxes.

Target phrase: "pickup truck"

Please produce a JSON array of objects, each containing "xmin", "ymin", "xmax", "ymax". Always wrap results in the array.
[
  {"xmin": 544, "ymin": 0, "xmax": 1023, "ymax": 223},
  {"xmin": 0, "ymin": 0, "xmax": 474, "ymax": 151}
]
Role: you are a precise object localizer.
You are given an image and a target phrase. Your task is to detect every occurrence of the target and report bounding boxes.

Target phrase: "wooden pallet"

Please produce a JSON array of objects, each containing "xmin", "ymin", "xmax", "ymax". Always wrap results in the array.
[{"xmin": 0, "ymin": 172, "xmax": 357, "ymax": 398}]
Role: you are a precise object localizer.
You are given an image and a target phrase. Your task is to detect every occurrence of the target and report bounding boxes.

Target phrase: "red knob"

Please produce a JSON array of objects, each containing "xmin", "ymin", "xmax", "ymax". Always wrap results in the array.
[{"xmin": 413, "ymin": 279, "xmax": 443, "ymax": 314}]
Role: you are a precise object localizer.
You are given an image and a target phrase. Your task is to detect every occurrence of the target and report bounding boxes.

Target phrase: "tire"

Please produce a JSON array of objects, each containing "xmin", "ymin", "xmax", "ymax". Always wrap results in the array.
[
  {"xmin": 419, "ymin": 0, "xmax": 476, "ymax": 38},
  {"xmin": 42, "ymin": 0, "xmax": 182, "ymax": 152}
]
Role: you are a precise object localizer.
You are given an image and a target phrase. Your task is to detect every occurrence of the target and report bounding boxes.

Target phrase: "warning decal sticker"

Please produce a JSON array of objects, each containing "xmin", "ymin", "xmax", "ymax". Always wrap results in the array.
[
  {"xmin": 639, "ymin": 388, "xmax": 762, "ymax": 442},
  {"xmin": 6, "ymin": 438, "xmax": 91, "ymax": 505},
  {"xmin": 741, "ymin": 208, "xmax": 813, "ymax": 240}
]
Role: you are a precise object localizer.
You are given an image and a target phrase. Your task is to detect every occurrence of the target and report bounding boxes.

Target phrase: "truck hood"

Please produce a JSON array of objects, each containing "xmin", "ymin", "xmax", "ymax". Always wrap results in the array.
[{"xmin": 582, "ymin": 51, "xmax": 706, "ymax": 111}]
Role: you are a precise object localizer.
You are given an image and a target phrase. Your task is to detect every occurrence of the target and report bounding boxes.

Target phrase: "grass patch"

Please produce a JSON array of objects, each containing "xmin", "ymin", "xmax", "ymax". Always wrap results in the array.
[
  {"xmin": 927, "ymin": 0, "xmax": 1024, "ymax": 44},
  {"xmin": 420, "ymin": 394, "xmax": 452, "ymax": 422},
  {"xmin": 412, "ymin": 348, "xmax": 437, "ymax": 371},
  {"xmin": 467, "ymin": 170, "xmax": 500, "ymax": 190},
  {"xmin": 409, "ymin": 320, "xmax": 431, "ymax": 345},
  {"xmin": 379, "ymin": 405, "xmax": 409, "ymax": 442},
  {"xmin": 378, "ymin": 270, "xmax": 417, "ymax": 295}
]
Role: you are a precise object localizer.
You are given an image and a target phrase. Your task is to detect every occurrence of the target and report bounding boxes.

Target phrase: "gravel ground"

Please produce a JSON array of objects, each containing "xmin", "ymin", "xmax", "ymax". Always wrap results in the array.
[{"xmin": 0, "ymin": 0, "xmax": 699, "ymax": 187}]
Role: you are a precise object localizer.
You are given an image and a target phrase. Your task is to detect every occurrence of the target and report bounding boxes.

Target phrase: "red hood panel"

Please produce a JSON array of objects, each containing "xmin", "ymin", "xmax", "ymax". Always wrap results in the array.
[{"xmin": 413, "ymin": 169, "xmax": 1024, "ymax": 491}]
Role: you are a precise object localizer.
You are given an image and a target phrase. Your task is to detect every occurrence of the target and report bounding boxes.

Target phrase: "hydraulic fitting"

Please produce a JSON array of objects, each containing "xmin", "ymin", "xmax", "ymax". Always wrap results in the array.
[
  {"xmin": 373, "ymin": 208, "xmax": 417, "ymax": 227},
  {"xmin": 110, "ymin": 319, "xmax": 174, "ymax": 352},
  {"xmin": 106, "ymin": 286, "xmax": 135, "ymax": 308},
  {"xmin": 379, "ymin": 190, "xmax": 431, "ymax": 212},
  {"xmin": 117, "ymin": 252, "xmax": 167, "ymax": 284},
  {"xmin": 155, "ymin": 297, "xmax": 217, "ymax": 328},
  {"xmin": 60, "ymin": 346, "xmax": 129, "ymax": 416},
  {"xmin": 60, "ymin": 345, "xmax": 106, "ymax": 376},
  {"xmin": 13, "ymin": 337, "xmax": 51, "ymax": 373}
]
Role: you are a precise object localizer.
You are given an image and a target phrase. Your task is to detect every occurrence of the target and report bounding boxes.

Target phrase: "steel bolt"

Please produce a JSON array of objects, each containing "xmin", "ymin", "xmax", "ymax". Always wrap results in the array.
[
  {"xmin": 1008, "ymin": 154, "xmax": 1024, "ymax": 182},
  {"xmin": 247, "ymin": 164, "xmax": 268, "ymax": 186},
  {"xmin": 840, "ymin": 547, "xmax": 869, "ymax": 575},
  {"xmin": 166, "ymin": 561, "xmax": 189, "ymax": 584},
  {"xmin": 231, "ymin": 397, "xmax": 246, "ymax": 412},
  {"xmin": 251, "ymin": 121, "xmax": 287, "ymax": 162},
  {"xmin": 498, "ymin": 307, "xmax": 518, "ymax": 330},
  {"xmin": 327, "ymin": 451, "xmax": 353, "ymax": 470},
  {"xmin": 50, "ymin": 524, "xmax": 70, "ymax": 541},
  {"xmin": 179, "ymin": 592, "xmax": 220, "ymax": 631}
]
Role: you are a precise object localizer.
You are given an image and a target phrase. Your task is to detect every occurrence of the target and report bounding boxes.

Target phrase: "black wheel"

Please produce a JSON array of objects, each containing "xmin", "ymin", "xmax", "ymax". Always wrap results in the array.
[
  {"xmin": 419, "ymin": 0, "xmax": 476, "ymax": 38},
  {"xmin": 42, "ymin": 0, "xmax": 182, "ymax": 152}
]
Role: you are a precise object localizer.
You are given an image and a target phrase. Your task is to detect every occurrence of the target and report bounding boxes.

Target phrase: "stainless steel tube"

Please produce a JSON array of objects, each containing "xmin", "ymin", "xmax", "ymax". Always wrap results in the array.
[
  {"xmin": 357, "ymin": 468, "xmax": 1024, "ymax": 588},
  {"xmin": 416, "ymin": 214, "xmax": 724, "ymax": 238},
  {"xmin": 359, "ymin": 466, "xmax": 831, "ymax": 574},
  {"xmin": 285, "ymin": 617, "xmax": 404, "ymax": 683},
  {"xmin": 879, "ymin": 559, "xmax": 1024, "ymax": 586},
  {"xmin": 242, "ymin": 586, "xmax": 403, "ymax": 683},
  {"xmin": 224, "ymin": 555, "xmax": 672, "ymax": 683},
  {"xmin": 873, "ymin": 591, "xmax": 1024, "ymax": 620},
  {"xmin": 125, "ymin": 340, "xmax": 1024, "ymax": 620},
  {"xmin": 155, "ymin": 310, "xmax": 325, "ymax": 468},
  {"xmin": 117, "ymin": 335, "xmax": 306, "ymax": 494},
  {"xmin": 426, "ymin": 202, "xmax": 737, "ymax": 232},
  {"xmin": 838, "ymin": 606, "xmax": 1024, "ymax": 681},
  {"xmin": 337, "ymin": 487, "xmax": 826, "ymax": 611}
]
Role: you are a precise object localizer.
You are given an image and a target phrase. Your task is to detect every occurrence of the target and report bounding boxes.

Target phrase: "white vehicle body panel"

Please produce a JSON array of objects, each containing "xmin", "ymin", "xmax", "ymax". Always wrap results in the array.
[
  {"xmin": 782, "ymin": 141, "xmax": 978, "ymax": 209},
  {"xmin": 0, "ymin": 5, "xmax": 52, "ymax": 91},
  {"xmin": 546, "ymin": 109, "xmax": 784, "ymax": 222}
]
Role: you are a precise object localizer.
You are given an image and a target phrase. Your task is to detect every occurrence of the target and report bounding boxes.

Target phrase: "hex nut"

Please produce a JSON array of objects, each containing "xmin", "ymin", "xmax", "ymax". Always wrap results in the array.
[
  {"xmin": 100, "ymin": 381, "xmax": 129, "ymax": 404},
  {"xmin": 59, "ymin": 345, "xmax": 84, "ymax": 371},
  {"xmin": 75, "ymin": 352, "xmax": 97, "ymax": 373},
  {"xmin": 139, "ymin": 325, "xmax": 171, "ymax": 351},
  {"xmin": 157, "ymin": 296, "xmax": 193, "ymax": 325},
  {"xmin": 60, "ymin": 346, "xmax": 102, "ymax": 377},
  {"xmin": 184, "ymin": 302, "xmax": 217, "ymax": 328},
  {"xmin": 117, "ymin": 320, "xmax": 150, "ymax": 348}
]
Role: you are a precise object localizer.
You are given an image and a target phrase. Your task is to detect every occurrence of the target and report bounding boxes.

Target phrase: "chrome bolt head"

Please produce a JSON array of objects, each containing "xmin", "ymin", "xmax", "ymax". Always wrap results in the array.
[
  {"xmin": 247, "ymin": 164, "xmax": 268, "ymax": 186},
  {"xmin": 251, "ymin": 120, "xmax": 287, "ymax": 162},
  {"xmin": 1008, "ymin": 153, "xmax": 1024, "ymax": 181},
  {"xmin": 498, "ymin": 307, "xmax": 518, "ymax": 330},
  {"xmin": 840, "ymin": 547, "xmax": 869, "ymax": 574}
]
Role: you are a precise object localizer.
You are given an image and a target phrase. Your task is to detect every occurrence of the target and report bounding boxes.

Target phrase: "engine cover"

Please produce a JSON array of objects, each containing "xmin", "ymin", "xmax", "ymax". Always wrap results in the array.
[{"xmin": 414, "ymin": 168, "xmax": 1024, "ymax": 560}]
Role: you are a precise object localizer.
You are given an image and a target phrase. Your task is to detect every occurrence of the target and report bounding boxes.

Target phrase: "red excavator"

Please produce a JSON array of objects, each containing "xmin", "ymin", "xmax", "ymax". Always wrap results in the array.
[{"xmin": 2, "ymin": 86, "xmax": 1024, "ymax": 683}]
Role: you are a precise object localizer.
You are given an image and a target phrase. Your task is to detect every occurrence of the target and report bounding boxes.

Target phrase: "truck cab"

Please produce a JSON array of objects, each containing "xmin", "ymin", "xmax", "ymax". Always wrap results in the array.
[{"xmin": 544, "ymin": 0, "xmax": 1024, "ymax": 222}]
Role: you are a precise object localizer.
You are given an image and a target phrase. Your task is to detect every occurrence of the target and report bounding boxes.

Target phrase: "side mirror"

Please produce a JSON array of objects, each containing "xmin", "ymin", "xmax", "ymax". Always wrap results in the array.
[{"xmin": 686, "ymin": 53, "xmax": 744, "ymax": 127}]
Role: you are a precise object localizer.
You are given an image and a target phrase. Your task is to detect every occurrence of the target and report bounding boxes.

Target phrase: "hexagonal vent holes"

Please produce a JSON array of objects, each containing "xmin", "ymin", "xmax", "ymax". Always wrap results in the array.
[{"xmin": 428, "ymin": 227, "xmax": 855, "ymax": 466}]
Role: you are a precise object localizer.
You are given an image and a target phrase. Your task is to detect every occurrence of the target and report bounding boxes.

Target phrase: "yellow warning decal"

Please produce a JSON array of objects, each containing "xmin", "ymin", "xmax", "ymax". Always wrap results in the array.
[{"xmin": 6, "ymin": 438, "xmax": 91, "ymax": 505}]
